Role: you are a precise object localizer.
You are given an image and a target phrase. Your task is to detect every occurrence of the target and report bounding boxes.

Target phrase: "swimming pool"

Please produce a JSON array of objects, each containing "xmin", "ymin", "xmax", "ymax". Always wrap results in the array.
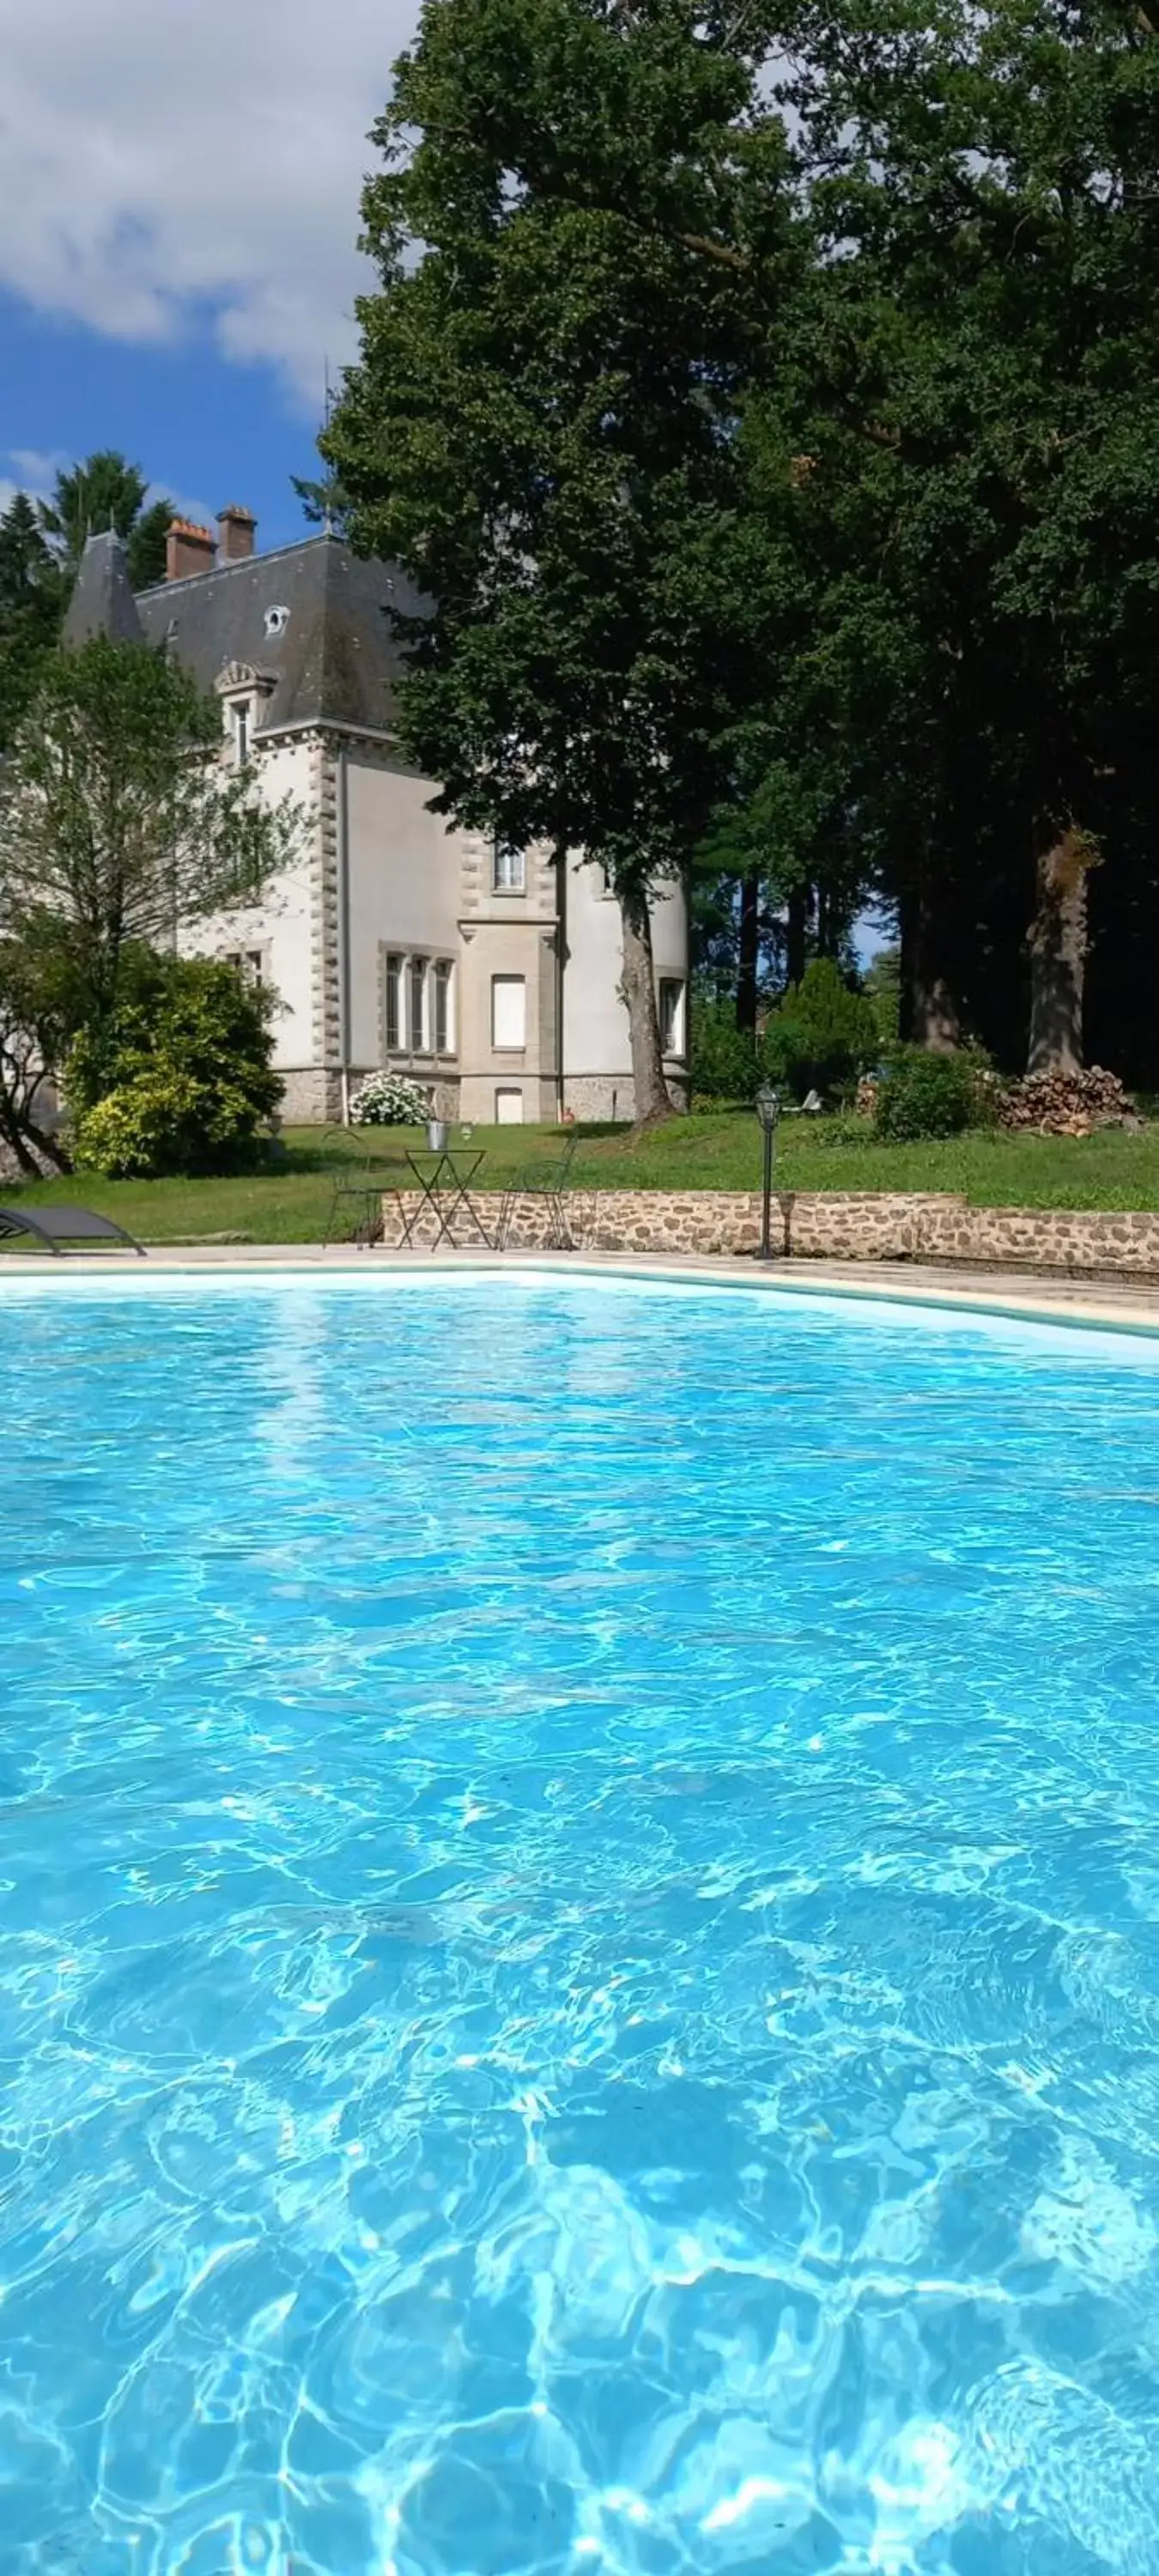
[{"xmin": 4, "ymin": 1269, "xmax": 1159, "ymax": 2573}]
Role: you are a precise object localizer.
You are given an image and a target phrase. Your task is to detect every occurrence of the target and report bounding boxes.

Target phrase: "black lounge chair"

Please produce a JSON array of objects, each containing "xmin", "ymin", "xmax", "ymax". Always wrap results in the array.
[{"xmin": 0, "ymin": 1204, "xmax": 146, "ymax": 1257}]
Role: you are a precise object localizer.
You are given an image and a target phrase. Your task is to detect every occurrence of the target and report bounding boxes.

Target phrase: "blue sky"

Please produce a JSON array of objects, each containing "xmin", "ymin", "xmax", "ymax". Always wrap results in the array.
[
  {"xmin": 0, "ymin": 291, "xmax": 325, "ymax": 551},
  {"xmin": 0, "ymin": 0, "xmax": 412, "ymax": 546}
]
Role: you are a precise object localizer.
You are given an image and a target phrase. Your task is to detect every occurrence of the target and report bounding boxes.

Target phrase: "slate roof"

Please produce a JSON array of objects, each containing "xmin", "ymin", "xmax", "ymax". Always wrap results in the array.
[
  {"xmin": 61, "ymin": 531, "xmax": 146, "ymax": 649},
  {"xmin": 125, "ymin": 534, "xmax": 426, "ymax": 739}
]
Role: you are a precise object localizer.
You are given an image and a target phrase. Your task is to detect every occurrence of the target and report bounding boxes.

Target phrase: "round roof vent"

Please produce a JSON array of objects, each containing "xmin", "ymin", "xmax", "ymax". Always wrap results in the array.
[{"xmin": 264, "ymin": 605, "xmax": 289, "ymax": 639}]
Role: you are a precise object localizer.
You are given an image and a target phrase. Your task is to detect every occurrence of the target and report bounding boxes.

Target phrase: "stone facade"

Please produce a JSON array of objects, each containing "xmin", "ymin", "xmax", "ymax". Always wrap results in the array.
[
  {"xmin": 64, "ymin": 526, "xmax": 691, "ymax": 1132},
  {"xmin": 279, "ymin": 1067, "xmax": 346, "ymax": 1126},
  {"xmin": 375, "ymin": 1184, "xmax": 1159, "ymax": 1275}
]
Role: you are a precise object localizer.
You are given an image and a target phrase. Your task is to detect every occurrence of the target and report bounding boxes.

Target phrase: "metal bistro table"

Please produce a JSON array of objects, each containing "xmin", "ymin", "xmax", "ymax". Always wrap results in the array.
[{"xmin": 404, "ymin": 1146, "xmax": 495, "ymax": 1250}]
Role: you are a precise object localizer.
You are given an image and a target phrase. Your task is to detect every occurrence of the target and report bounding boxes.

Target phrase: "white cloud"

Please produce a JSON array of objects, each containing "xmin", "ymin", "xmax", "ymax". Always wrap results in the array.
[
  {"xmin": 8, "ymin": 447, "xmax": 70, "ymax": 488},
  {"xmin": 0, "ymin": 451, "xmax": 61, "ymax": 515},
  {"xmin": 0, "ymin": 0, "xmax": 416, "ymax": 403}
]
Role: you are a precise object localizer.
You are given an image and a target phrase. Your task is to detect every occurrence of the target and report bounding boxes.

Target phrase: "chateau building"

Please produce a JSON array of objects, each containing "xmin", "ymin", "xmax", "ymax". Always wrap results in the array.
[{"xmin": 65, "ymin": 513, "xmax": 689, "ymax": 1124}]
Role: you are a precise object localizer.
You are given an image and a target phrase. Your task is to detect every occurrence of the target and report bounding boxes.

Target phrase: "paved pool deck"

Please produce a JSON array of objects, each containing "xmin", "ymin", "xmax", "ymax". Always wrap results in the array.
[{"xmin": 5, "ymin": 1242, "xmax": 1159, "ymax": 1337}]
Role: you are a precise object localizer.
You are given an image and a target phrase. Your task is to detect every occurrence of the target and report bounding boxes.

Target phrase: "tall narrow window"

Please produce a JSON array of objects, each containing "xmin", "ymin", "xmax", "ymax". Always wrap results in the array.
[
  {"xmin": 410, "ymin": 955, "xmax": 428, "ymax": 1051},
  {"xmin": 385, "ymin": 953, "xmax": 404, "ymax": 1052},
  {"xmin": 434, "ymin": 959, "xmax": 454, "ymax": 1054},
  {"xmin": 491, "ymin": 975, "xmax": 526, "ymax": 1049},
  {"xmin": 493, "ymin": 845, "xmax": 526, "ymax": 894},
  {"xmin": 233, "ymin": 701, "xmax": 251, "ymax": 766},
  {"xmin": 658, "ymin": 978, "xmax": 686, "ymax": 1054}
]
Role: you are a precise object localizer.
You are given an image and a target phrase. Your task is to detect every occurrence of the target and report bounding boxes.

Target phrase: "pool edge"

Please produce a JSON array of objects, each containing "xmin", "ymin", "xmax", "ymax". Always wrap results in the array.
[{"xmin": 5, "ymin": 1244, "xmax": 1159, "ymax": 1342}]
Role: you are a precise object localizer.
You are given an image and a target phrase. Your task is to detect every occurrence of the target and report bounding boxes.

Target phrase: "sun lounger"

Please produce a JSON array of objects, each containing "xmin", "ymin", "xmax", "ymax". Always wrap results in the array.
[{"xmin": 0, "ymin": 1204, "xmax": 146, "ymax": 1256}]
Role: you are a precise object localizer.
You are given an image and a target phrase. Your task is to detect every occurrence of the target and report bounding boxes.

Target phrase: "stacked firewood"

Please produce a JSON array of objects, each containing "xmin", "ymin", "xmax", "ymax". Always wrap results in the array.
[{"xmin": 997, "ymin": 1066, "xmax": 1139, "ymax": 1136}]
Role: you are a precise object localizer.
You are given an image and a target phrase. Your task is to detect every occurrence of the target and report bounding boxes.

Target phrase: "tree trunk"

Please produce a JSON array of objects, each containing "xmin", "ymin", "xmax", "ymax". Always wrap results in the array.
[
  {"xmin": 0, "ymin": 1105, "xmax": 39, "ymax": 1176},
  {"xmin": 1026, "ymin": 824, "xmax": 1100, "ymax": 1075},
  {"xmin": 817, "ymin": 881, "xmax": 833, "ymax": 957},
  {"xmin": 0, "ymin": 1096, "xmax": 70, "ymax": 1176},
  {"xmin": 785, "ymin": 881, "xmax": 809, "ymax": 988},
  {"xmin": 617, "ymin": 889, "xmax": 673, "ymax": 1125},
  {"xmin": 736, "ymin": 872, "xmax": 759, "ymax": 1030},
  {"xmin": 899, "ymin": 879, "xmax": 962, "ymax": 1050}
]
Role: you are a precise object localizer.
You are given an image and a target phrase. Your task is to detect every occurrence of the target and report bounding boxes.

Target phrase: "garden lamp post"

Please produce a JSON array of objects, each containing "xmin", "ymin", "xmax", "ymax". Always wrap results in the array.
[{"xmin": 755, "ymin": 1082, "xmax": 781, "ymax": 1261}]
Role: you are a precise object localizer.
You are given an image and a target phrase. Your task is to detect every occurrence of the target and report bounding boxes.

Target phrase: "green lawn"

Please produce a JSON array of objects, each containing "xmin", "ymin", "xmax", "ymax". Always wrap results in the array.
[{"xmin": 4, "ymin": 1113, "xmax": 1159, "ymax": 1246}]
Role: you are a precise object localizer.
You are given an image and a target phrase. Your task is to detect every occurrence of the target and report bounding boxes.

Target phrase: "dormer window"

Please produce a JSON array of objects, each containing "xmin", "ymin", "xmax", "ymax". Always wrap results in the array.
[{"xmin": 216, "ymin": 659, "xmax": 274, "ymax": 757}]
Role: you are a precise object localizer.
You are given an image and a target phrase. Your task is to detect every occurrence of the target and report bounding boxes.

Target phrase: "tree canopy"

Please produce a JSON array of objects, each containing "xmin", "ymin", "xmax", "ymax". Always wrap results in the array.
[
  {"xmin": 0, "ymin": 451, "xmax": 178, "ymax": 751},
  {"xmin": 757, "ymin": 0, "xmax": 1159, "ymax": 1069},
  {"xmin": 325, "ymin": 0, "xmax": 795, "ymax": 1116},
  {"xmin": 0, "ymin": 492, "xmax": 64, "ymax": 753},
  {"xmin": 38, "ymin": 450, "xmax": 173, "ymax": 591},
  {"xmin": 326, "ymin": 0, "xmax": 1159, "ymax": 1085}
]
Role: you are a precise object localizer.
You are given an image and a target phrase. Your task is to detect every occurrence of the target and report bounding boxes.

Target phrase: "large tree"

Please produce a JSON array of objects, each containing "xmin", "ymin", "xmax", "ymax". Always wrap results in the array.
[
  {"xmin": 39, "ymin": 450, "xmax": 173, "ymax": 592},
  {"xmin": 325, "ymin": 0, "xmax": 793, "ymax": 1120},
  {"xmin": 761, "ymin": 0, "xmax": 1159, "ymax": 1070},
  {"xmin": 0, "ymin": 639, "xmax": 300, "ymax": 1069}
]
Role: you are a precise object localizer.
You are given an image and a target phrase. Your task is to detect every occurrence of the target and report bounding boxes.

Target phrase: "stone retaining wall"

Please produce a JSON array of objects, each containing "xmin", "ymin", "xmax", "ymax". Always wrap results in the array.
[{"xmin": 378, "ymin": 1185, "xmax": 1159, "ymax": 1275}]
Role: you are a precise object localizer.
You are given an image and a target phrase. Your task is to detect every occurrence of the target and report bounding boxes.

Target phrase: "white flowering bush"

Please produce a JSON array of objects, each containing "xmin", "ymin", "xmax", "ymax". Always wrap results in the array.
[{"xmin": 349, "ymin": 1069, "xmax": 432, "ymax": 1127}]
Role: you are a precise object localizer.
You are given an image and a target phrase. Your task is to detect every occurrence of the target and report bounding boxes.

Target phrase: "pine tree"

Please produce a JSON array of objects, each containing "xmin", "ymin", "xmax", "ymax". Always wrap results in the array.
[{"xmin": 0, "ymin": 491, "xmax": 65, "ymax": 750}]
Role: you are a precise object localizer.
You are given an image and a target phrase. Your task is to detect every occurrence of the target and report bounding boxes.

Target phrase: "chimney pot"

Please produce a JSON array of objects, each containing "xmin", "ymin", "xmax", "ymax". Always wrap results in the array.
[
  {"xmin": 166, "ymin": 519, "xmax": 217, "ymax": 582},
  {"xmin": 216, "ymin": 504, "xmax": 258, "ymax": 564}
]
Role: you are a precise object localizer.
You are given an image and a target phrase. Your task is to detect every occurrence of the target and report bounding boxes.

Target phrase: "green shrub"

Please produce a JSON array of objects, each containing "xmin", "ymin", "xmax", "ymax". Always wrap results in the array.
[
  {"xmin": 689, "ymin": 1002, "xmax": 764, "ymax": 1106},
  {"xmin": 71, "ymin": 955, "xmax": 282, "ymax": 1177},
  {"xmin": 873, "ymin": 1046, "xmax": 993, "ymax": 1141},
  {"xmin": 762, "ymin": 959, "xmax": 879, "ymax": 1103}
]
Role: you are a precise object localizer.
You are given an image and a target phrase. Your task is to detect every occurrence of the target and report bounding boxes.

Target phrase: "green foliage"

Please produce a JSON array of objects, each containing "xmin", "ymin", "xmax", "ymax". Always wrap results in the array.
[
  {"xmin": 0, "ymin": 637, "xmax": 300, "ymax": 1040},
  {"xmin": 325, "ymin": 0, "xmax": 795, "ymax": 1116},
  {"xmin": 64, "ymin": 943, "xmax": 181, "ymax": 1116},
  {"xmin": 864, "ymin": 948, "xmax": 901, "ymax": 1050},
  {"xmin": 753, "ymin": 0, "xmax": 1159, "ymax": 1066},
  {"xmin": 693, "ymin": 961, "xmax": 877, "ymax": 1103},
  {"xmin": 689, "ymin": 1003, "xmax": 765, "ymax": 1106},
  {"xmin": 763, "ymin": 959, "xmax": 879, "ymax": 1103},
  {"xmin": 71, "ymin": 956, "xmax": 283, "ymax": 1178},
  {"xmin": 0, "ymin": 492, "xmax": 64, "ymax": 751},
  {"xmin": 38, "ymin": 451, "xmax": 173, "ymax": 589},
  {"xmin": 873, "ymin": 1047, "xmax": 993, "ymax": 1142},
  {"xmin": 316, "ymin": 0, "xmax": 1159, "ymax": 1080},
  {"xmin": 292, "ymin": 468, "xmax": 351, "ymax": 531}
]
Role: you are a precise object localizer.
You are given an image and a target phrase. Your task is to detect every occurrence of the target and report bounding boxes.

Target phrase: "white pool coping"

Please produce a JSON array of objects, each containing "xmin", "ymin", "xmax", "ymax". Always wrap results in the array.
[{"xmin": 5, "ymin": 1242, "xmax": 1159, "ymax": 1342}]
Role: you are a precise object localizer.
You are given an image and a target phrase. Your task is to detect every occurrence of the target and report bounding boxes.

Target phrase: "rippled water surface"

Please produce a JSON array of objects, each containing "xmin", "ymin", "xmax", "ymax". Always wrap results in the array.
[{"xmin": 5, "ymin": 1273, "xmax": 1159, "ymax": 2573}]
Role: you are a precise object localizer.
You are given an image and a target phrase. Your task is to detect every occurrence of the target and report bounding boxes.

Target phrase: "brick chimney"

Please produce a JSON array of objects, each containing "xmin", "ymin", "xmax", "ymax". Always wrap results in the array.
[
  {"xmin": 166, "ymin": 519, "xmax": 216, "ymax": 582},
  {"xmin": 216, "ymin": 503, "xmax": 258, "ymax": 564}
]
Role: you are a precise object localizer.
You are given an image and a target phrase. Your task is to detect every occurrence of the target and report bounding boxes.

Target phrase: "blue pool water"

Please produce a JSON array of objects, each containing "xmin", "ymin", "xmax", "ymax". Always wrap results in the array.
[{"xmin": 5, "ymin": 1273, "xmax": 1159, "ymax": 2574}]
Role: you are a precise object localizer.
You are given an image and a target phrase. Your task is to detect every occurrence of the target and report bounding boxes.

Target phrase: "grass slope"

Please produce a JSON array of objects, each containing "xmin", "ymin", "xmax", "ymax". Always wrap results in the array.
[{"xmin": 3, "ymin": 1115, "xmax": 1159, "ymax": 1247}]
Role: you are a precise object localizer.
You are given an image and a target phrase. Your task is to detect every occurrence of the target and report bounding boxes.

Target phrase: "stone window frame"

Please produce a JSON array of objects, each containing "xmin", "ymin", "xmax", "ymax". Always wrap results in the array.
[
  {"xmin": 379, "ymin": 945, "xmax": 458, "ymax": 1063},
  {"xmin": 222, "ymin": 942, "xmax": 270, "ymax": 990},
  {"xmin": 490, "ymin": 972, "xmax": 527, "ymax": 1054},
  {"xmin": 493, "ymin": 844, "xmax": 527, "ymax": 896},
  {"xmin": 658, "ymin": 976, "xmax": 687, "ymax": 1056}
]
